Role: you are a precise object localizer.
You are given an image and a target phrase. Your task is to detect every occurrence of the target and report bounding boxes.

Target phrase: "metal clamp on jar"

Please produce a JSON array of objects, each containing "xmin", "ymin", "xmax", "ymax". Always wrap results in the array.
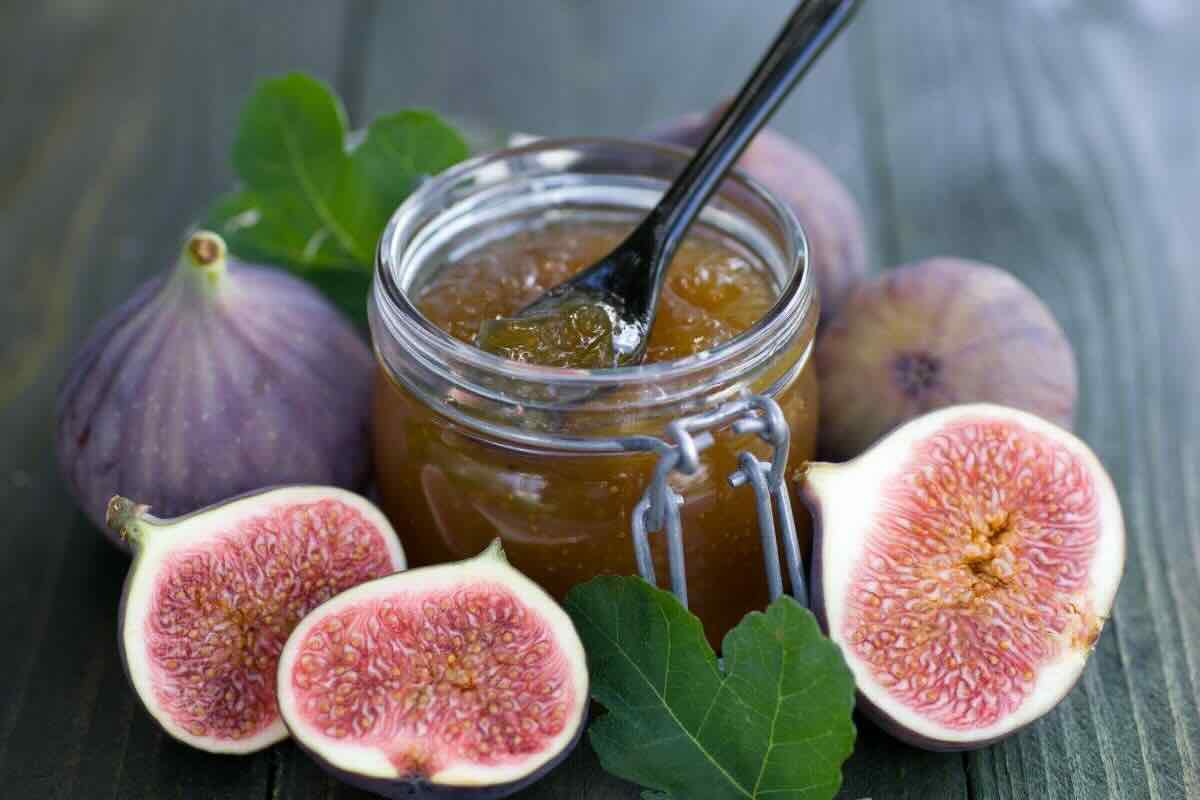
[
  {"xmin": 370, "ymin": 139, "xmax": 818, "ymax": 643},
  {"xmin": 626, "ymin": 393, "xmax": 807, "ymax": 610}
]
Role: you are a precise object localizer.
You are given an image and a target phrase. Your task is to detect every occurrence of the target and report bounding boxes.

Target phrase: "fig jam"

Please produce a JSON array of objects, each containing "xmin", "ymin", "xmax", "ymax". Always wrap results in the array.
[
  {"xmin": 429, "ymin": 221, "xmax": 778, "ymax": 368},
  {"xmin": 372, "ymin": 218, "xmax": 817, "ymax": 644}
]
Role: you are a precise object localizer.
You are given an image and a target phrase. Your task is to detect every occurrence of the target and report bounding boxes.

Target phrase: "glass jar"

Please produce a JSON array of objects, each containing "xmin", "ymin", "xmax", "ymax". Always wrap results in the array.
[{"xmin": 369, "ymin": 139, "xmax": 818, "ymax": 644}]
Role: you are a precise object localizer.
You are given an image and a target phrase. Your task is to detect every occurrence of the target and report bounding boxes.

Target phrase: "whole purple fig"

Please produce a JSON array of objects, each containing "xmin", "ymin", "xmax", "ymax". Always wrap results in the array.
[
  {"xmin": 815, "ymin": 257, "xmax": 1078, "ymax": 460},
  {"xmin": 57, "ymin": 231, "xmax": 374, "ymax": 551}
]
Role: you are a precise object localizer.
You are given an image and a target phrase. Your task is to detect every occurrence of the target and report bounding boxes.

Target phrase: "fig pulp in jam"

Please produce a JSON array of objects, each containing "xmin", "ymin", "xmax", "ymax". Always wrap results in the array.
[{"xmin": 418, "ymin": 220, "xmax": 777, "ymax": 363}]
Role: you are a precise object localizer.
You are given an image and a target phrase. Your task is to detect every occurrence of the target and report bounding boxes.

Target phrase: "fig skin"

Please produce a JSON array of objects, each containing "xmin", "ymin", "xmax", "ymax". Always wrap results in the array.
[
  {"xmin": 56, "ymin": 232, "xmax": 374, "ymax": 551},
  {"xmin": 801, "ymin": 405, "xmax": 1125, "ymax": 751},
  {"xmin": 815, "ymin": 257, "xmax": 1078, "ymax": 461},
  {"xmin": 290, "ymin": 725, "xmax": 587, "ymax": 800},
  {"xmin": 648, "ymin": 110, "xmax": 869, "ymax": 319},
  {"xmin": 276, "ymin": 540, "xmax": 589, "ymax": 799}
]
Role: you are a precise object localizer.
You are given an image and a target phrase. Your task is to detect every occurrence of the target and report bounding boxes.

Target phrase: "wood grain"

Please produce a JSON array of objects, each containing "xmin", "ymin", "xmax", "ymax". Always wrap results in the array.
[{"xmin": 0, "ymin": 1, "xmax": 1196, "ymax": 799}]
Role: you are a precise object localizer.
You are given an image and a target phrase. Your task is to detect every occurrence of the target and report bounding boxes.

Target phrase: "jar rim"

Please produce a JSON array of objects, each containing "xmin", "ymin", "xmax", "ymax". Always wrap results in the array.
[{"xmin": 372, "ymin": 136, "xmax": 814, "ymax": 410}]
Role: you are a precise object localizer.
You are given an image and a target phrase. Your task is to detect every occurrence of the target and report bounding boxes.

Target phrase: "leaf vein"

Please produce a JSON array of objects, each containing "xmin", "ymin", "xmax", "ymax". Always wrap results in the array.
[
  {"xmin": 276, "ymin": 105, "xmax": 369, "ymax": 263},
  {"xmin": 752, "ymin": 637, "xmax": 787, "ymax": 797}
]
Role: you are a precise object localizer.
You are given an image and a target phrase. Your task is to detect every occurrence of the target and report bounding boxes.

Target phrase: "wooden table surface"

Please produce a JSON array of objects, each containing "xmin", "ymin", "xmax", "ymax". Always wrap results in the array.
[{"xmin": 3, "ymin": 1, "xmax": 1197, "ymax": 798}]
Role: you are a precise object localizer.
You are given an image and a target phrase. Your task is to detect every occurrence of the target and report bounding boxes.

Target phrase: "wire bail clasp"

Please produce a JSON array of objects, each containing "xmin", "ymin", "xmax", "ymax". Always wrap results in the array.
[{"xmin": 630, "ymin": 394, "xmax": 808, "ymax": 610}]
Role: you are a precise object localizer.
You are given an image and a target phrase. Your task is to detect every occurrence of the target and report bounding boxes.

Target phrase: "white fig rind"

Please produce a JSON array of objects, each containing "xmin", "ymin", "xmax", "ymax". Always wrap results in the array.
[
  {"xmin": 277, "ymin": 540, "xmax": 589, "ymax": 795},
  {"xmin": 120, "ymin": 486, "xmax": 406, "ymax": 754},
  {"xmin": 803, "ymin": 404, "xmax": 1125, "ymax": 750}
]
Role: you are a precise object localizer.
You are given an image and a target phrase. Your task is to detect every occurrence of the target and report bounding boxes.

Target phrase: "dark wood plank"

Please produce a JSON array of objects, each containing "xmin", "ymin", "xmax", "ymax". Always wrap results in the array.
[
  {"xmin": 861, "ymin": 1, "xmax": 1200, "ymax": 798},
  {"xmin": 0, "ymin": 2, "xmax": 356, "ymax": 799}
]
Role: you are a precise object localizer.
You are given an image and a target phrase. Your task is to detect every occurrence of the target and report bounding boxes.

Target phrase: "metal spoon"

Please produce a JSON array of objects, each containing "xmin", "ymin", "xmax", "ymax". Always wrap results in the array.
[{"xmin": 476, "ymin": 0, "xmax": 862, "ymax": 369}]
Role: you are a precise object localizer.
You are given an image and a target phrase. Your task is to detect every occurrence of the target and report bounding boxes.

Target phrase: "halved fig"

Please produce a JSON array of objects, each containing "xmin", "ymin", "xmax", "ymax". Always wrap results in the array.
[
  {"xmin": 801, "ymin": 404, "xmax": 1124, "ymax": 750},
  {"xmin": 277, "ymin": 540, "xmax": 588, "ymax": 799},
  {"xmin": 110, "ymin": 486, "xmax": 406, "ymax": 754}
]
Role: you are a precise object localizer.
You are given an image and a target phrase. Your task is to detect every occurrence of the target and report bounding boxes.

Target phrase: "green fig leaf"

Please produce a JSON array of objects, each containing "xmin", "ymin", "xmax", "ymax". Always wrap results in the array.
[
  {"xmin": 230, "ymin": 73, "xmax": 376, "ymax": 265},
  {"xmin": 207, "ymin": 188, "xmax": 359, "ymax": 271},
  {"xmin": 564, "ymin": 577, "xmax": 856, "ymax": 800},
  {"xmin": 354, "ymin": 109, "xmax": 470, "ymax": 230},
  {"xmin": 206, "ymin": 73, "xmax": 468, "ymax": 319}
]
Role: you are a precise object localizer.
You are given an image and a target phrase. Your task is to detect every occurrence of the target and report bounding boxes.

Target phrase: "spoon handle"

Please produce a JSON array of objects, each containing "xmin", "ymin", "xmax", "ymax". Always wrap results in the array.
[{"xmin": 625, "ymin": 0, "xmax": 861, "ymax": 316}]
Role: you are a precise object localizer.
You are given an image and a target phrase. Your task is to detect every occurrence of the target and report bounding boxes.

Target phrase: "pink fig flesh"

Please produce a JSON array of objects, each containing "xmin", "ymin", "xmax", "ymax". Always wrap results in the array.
[
  {"xmin": 815, "ymin": 258, "xmax": 1078, "ymax": 460},
  {"xmin": 115, "ymin": 486, "xmax": 406, "ymax": 754},
  {"xmin": 802, "ymin": 404, "xmax": 1124, "ymax": 750},
  {"xmin": 277, "ymin": 540, "xmax": 588, "ymax": 799}
]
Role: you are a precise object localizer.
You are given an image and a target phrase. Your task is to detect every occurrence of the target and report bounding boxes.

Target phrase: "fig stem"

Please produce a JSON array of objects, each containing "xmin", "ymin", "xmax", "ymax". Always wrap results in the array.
[
  {"xmin": 106, "ymin": 496, "xmax": 153, "ymax": 548},
  {"xmin": 479, "ymin": 538, "xmax": 507, "ymax": 563},
  {"xmin": 179, "ymin": 231, "xmax": 229, "ymax": 294}
]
